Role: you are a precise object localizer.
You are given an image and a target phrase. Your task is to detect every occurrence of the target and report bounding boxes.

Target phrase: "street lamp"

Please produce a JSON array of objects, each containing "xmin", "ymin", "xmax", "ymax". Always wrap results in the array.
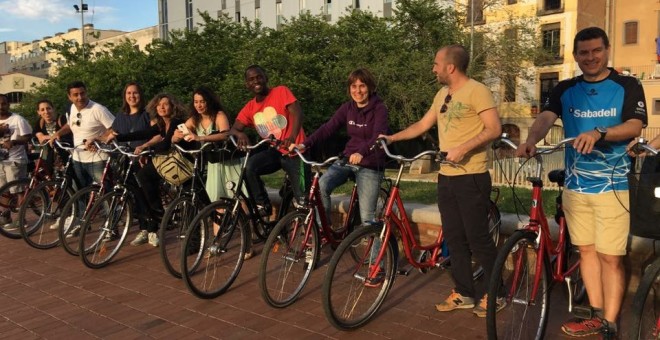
[{"xmin": 73, "ymin": 2, "xmax": 88, "ymax": 60}]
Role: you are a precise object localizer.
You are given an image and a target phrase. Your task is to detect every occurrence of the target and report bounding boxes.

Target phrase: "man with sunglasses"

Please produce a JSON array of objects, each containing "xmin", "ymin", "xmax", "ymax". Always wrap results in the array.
[
  {"xmin": 381, "ymin": 45, "xmax": 502, "ymax": 317},
  {"xmin": 53, "ymin": 81, "xmax": 114, "ymax": 190}
]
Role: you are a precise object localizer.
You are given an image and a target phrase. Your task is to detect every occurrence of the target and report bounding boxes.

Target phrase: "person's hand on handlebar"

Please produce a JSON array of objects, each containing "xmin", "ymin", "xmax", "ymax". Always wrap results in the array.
[
  {"xmin": 348, "ymin": 153, "xmax": 363, "ymax": 165},
  {"xmin": 85, "ymin": 138, "xmax": 98, "ymax": 152},
  {"xmin": 444, "ymin": 146, "xmax": 467, "ymax": 163},
  {"xmin": 280, "ymin": 136, "xmax": 296, "ymax": 150},
  {"xmin": 377, "ymin": 134, "xmax": 394, "ymax": 145},
  {"xmin": 573, "ymin": 129, "xmax": 602, "ymax": 155},
  {"xmin": 289, "ymin": 143, "xmax": 305, "ymax": 152},
  {"xmin": 234, "ymin": 131, "xmax": 250, "ymax": 150},
  {"xmin": 516, "ymin": 141, "xmax": 537, "ymax": 158}
]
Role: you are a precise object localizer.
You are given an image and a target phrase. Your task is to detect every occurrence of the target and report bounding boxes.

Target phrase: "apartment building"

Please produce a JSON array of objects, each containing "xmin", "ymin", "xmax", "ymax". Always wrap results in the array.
[{"xmin": 158, "ymin": 0, "xmax": 395, "ymax": 38}]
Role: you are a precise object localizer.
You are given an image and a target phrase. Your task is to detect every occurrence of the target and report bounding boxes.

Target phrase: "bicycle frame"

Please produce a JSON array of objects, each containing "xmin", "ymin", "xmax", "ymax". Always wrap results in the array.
[{"xmin": 497, "ymin": 136, "xmax": 581, "ymax": 305}]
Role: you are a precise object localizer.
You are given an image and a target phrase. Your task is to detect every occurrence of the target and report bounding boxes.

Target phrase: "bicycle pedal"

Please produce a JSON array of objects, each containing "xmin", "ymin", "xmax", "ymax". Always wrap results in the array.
[{"xmin": 571, "ymin": 305, "xmax": 594, "ymax": 319}]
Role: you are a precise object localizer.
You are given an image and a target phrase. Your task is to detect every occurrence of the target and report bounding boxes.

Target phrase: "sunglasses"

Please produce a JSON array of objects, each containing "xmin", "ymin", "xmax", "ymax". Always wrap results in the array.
[
  {"xmin": 74, "ymin": 112, "xmax": 82, "ymax": 126},
  {"xmin": 440, "ymin": 94, "xmax": 452, "ymax": 113}
]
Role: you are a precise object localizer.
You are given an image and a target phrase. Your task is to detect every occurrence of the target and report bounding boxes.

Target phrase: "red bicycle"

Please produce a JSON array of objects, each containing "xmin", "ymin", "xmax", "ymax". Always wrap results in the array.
[
  {"xmin": 321, "ymin": 138, "xmax": 501, "ymax": 330},
  {"xmin": 486, "ymin": 134, "xmax": 588, "ymax": 340},
  {"xmin": 258, "ymin": 149, "xmax": 390, "ymax": 308}
]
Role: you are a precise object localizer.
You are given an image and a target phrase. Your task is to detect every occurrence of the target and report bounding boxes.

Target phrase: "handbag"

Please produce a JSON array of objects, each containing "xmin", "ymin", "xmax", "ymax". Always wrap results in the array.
[
  {"xmin": 629, "ymin": 155, "xmax": 660, "ymax": 239},
  {"xmin": 152, "ymin": 149, "xmax": 194, "ymax": 186}
]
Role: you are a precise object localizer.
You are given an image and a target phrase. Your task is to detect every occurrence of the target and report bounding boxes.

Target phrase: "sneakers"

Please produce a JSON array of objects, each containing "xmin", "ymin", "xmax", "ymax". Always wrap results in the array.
[
  {"xmin": 147, "ymin": 232, "xmax": 159, "ymax": 247},
  {"xmin": 130, "ymin": 230, "xmax": 148, "ymax": 246},
  {"xmin": 3, "ymin": 220, "xmax": 19, "ymax": 231},
  {"xmin": 364, "ymin": 265, "xmax": 385, "ymax": 288},
  {"xmin": 435, "ymin": 289, "xmax": 475, "ymax": 312},
  {"xmin": 103, "ymin": 230, "xmax": 119, "ymax": 242},
  {"xmin": 0, "ymin": 210, "xmax": 12, "ymax": 227},
  {"xmin": 50, "ymin": 215, "xmax": 74, "ymax": 230},
  {"xmin": 473, "ymin": 294, "xmax": 507, "ymax": 318},
  {"xmin": 561, "ymin": 317, "xmax": 604, "ymax": 337},
  {"xmin": 65, "ymin": 225, "xmax": 81, "ymax": 238},
  {"xmin": 243, "ymin": 248, "xmax": 254, "ymax": 260}
]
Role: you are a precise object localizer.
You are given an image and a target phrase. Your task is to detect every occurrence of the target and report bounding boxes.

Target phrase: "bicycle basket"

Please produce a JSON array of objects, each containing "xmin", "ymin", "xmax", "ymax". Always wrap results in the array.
[{"xmin": 628, "ymin": 154, "xmax": 660, "ymax": 239}]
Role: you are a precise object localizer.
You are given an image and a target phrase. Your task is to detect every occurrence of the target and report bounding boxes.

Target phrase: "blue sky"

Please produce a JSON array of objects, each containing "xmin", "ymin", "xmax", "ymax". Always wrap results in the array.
[{"xmin": 0, "ymin": 0, "xmax": 158, "ymax": 42}]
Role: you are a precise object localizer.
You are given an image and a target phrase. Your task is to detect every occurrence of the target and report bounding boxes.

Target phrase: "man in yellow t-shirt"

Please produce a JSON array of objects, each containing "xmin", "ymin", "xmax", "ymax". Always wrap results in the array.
[{"xmin": 382, "ymin": 45, "xmax": 502, "ymax": 317}]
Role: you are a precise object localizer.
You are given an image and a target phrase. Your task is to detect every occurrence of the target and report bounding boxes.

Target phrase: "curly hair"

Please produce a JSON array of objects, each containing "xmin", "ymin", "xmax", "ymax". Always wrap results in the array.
[{"xmin": 146, "ymin": 93, "xmax": 188, "ymax": 131}]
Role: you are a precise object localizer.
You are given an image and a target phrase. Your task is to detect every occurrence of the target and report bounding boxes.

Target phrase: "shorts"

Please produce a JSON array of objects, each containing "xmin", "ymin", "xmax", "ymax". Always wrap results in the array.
[
  {"xmin": 562, "ymin": 189, "xmax": 630, "ymax": 256},
  {"xmin": 0, "ymin": 161, "xmax": 28, "ymax": 193}
]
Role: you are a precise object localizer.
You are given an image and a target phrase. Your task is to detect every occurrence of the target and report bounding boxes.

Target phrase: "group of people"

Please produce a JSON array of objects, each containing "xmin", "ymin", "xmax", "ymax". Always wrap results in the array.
[{"xmin": 1, "ymin": 25, "xmax": 658, "ymax": 338}]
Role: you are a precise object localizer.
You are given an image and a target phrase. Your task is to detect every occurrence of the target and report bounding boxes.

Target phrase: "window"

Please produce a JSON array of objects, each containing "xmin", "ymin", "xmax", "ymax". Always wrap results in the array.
[
  {"xmin": 539, "ymin": 72, "xmax": 559, "ymax": 110},
  {"xmin": 624, "ymin": 21, "xmax": 638, "ymax": 45},
  {"xmin": 507, "ymin": 0, "xmax": 517, "ymax": 4},
  {"xmin": 503, "ymin": 75, "xmax": 516, "ymax": 102},
  {"xmin": 654, "ymin": 99, "xmax": 660, "ymax": 115},
  {"xmin": 185, "ymin": 0, "xmax": 193, "ymax": 30},
  {"xmin": 255, "ymin": 0, "xmax": 260, "ymax": 20},
  {"xmin": 384, "ymin": 0, "xmax": 392, "ymax": 17},
  {"xmin": 324, "ymin": 0, "xmax": 332, "ymax": 21},
  {"xmin": 354, "ymin": 0, "xmax": 360, "ymax": 9},
  {"xmin": 299, "ymin": 0, "xmax": 306, "ymax": 13},
  {"xmin": 235, "ymin": 11, "xmax": 241, "ymax": 22},
  {"xmin": 466, "ymin": 0, "xmax": 484, "ymax": 25},
  {"xmin": 276, "ymin": 1, "xmax": 283, "ymax": 28},
  {"xmin": 544, "ymin": 0, "xmax": 560, "ymax": 10},
  {"xmin": 541, "ymin": 23, "xmax": 561, "ymax": 59},
  {"xmin": 221, "ymin": 0, "xmax": 226, "ymax": 10},
  {"xmin": 159, "ymin": 0, "xmax": 169, "ymax": 39}
]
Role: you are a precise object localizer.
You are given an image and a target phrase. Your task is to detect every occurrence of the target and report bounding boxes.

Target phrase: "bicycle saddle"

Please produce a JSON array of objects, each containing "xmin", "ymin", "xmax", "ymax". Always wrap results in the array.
[{"xmin": 548, "ymin": 169, "xmax": 565, "ymax": 186}]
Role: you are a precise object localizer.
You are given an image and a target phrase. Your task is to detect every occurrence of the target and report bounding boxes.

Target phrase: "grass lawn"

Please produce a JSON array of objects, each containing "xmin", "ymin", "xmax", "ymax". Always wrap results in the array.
[{"xmin": 262, "ymin": 170, "xmax": 559, "ymax": 215}]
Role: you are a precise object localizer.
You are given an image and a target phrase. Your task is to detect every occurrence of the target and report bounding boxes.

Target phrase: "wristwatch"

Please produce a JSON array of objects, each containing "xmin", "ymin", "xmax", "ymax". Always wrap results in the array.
[{"xmin": 594, "ymin": 127, "xmax": 607, "ymax": 141}]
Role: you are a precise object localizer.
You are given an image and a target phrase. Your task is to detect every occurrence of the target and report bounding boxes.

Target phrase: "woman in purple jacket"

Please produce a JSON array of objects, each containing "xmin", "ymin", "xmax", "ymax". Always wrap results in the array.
[{"xmin": 293, "ymin": 68, "xmax": 389, "ymax": 226}]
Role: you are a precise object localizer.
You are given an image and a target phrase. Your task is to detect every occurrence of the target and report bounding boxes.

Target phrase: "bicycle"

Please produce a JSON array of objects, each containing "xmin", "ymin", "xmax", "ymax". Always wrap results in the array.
[
  {"xmin": 486, "ymin": 134, "xmax": 590, "ymax": 340},
  {"xmin": 0, "ymin": 139, "xmax": 54, "ymax": 239},
  {"xmin": 628, "ymin": 138, "xmax": 659, "ymax": 340},
  {"xmin": 18, "ymin": 140, "xmax": 77, "ymax": 249},
  {"xmin": 77, "ymin": 140, "xmax": 153, "ymax": 269},
  {"xmin": 258, "ymin": 149, "xmax": 390, "ymax": 308},
  {"xmin": 57, "ymin": 141, "xmax": 118, "ymax": 256},
  {"xmin": 180, "ymin": 135, "xmax": 294, "ymax": 299},
  {"xmin": 159, "ymin": 142, "xmax": 212, "ymax": 278},
  {"xmin": 320, "ymin": 138, "xmax": 501, "ymax": 330}
]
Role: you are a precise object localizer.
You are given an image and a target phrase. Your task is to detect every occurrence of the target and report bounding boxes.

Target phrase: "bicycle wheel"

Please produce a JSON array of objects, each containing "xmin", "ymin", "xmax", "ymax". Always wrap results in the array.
[
  {"xmin": 630, "ymin": 256, "xmax": 660, "ymax": 339},
  {"xmin": 79, "ymin": 191, "xmax": 132, "ymax": 269},
  {"xmin": 19, "ymin": 180, "xmax": 73, "ymax": 249},
  {"xmin": 259, "ymin": 210, "xmax": 319, "ymax": 308},
  {"xmin": 322, "ymin": 224, "xmax": 397, "ymax": 330},
  {"xmin": 0, "ymin": 178, "xmax": 30, "ymax": 239},
  {"xmin": 159, "ymin": 195, "xmax": 199, "ymax": 278},
  {"xmin": 181, "ymin": 200, "xmax": 248, "ymax": 299},
  {"xmin": 58, "ymin": 185, "xmax": 102, "ymax": 256},
  {"xmin": 486, "ymin": 230, "xmax": 549, "ymax": 340}
]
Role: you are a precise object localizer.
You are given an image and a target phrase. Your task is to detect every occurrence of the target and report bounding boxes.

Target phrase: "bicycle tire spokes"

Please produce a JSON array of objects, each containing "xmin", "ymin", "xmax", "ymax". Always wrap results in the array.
[
  {"xmin": 182, "ymin": 202, "xmax": 247, "ymax": 299},
  {"xmin": 79, "ymin": 193, "xmax": 130, "ymax": 269},
  {"xmin": 159, "ymin": 197, "xmax": 198, "ymax": 278},
  {"xmin": 20, "ymin": 181, "xmax": 72, "ymax": 249},
  {"xmin": 630, "ymin": 257, "xmax": 660, "ymax": 339},
  {"xmin": 488, "ymin": 232, "xmax": 548, "ymax": 340},
  {"xmin": 259, "ymin": 212, "xmax": 316, "ymax": 308},
  {"xmin": 322, "ymin": 225, "xmax": 396, "ymax": 330}
]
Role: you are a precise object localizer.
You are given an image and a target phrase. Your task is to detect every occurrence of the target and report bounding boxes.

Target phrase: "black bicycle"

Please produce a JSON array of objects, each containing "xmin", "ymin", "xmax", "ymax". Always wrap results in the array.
[{"xmin": 180, "ymin": 135, "xmax": 295, "ymax": 299}]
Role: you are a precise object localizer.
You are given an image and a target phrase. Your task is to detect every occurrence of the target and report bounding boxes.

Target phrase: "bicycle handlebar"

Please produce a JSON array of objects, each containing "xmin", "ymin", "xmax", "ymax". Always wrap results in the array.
[
  {"xmin": 53, "ymin": 140, "xmax": 75, "ymax": 152},
  {"xmin": 630, "ymin": 137, "xmax": 659, "ymax": 156},
  {"xmin": 290, "ymin": 148, "xmax": 340, "ymax": 168},
  {"xmin": 110, "ymin": 140, "xmax": 152, "ymax": 158},
  {"xmin": 173, "ymin": 142, "xmax": 214, "ymax": 155},
  {"xmin": 228, "ymin": 134, "xmax": 276, "ymax": 151},
  {"xmin": 376, "ymin": 138, "xmax": 444, "ymax": 164}
]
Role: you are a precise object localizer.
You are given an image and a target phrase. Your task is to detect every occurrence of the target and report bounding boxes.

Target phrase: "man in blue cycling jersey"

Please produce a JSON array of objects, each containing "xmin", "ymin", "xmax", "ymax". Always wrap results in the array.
[{"xmin": 517, "ymin": 27, "xmax": 648, "ymax": 337}]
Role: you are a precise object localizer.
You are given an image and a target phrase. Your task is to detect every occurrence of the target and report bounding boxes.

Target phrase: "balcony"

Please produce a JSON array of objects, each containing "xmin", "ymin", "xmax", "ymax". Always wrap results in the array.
[{"xmin": 616, "ymin": 64, "xmax": 660, "ymax": 81}]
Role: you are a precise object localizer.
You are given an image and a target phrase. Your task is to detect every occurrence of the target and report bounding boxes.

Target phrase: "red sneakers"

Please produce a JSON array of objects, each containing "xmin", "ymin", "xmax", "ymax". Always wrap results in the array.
[{"xmin": 561, "ymin": 317, "xmax": 604, "ymax": 337}]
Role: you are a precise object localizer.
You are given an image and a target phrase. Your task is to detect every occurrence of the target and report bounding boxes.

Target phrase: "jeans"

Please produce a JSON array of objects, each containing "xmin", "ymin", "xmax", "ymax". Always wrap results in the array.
[
  {"xmin": 72, "ymin": 160, "xmax": 105, "ymax": 189},
  {"xmin": 319, "ymin": 162, "xmax": 383, "ymax": 225},
  {"xmin": 244, "ymin": 148, "xmax": 310, "ymax": 207},
  {"xmin": 437, "ymin": 172, "xmax": 496, "ymax": 299}
]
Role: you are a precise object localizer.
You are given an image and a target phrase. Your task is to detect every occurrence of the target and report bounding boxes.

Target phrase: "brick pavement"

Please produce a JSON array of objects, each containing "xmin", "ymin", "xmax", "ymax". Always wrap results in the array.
[{"xmin": 0, "ymin": 230, "xmax": 635, "ymax": 339}]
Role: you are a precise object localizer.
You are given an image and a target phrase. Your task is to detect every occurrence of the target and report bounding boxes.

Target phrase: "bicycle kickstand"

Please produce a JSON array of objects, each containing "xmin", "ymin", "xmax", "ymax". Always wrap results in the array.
[{"xmin": 566, "ymin": 276, "xmax": 594, "ymax": 319}]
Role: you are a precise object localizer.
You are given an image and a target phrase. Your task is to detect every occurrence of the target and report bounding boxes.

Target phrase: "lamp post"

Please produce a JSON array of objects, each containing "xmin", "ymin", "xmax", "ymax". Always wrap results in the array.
[{"xmin": 73, "ymin": 1, "xmax": 88, "ymax": 60}]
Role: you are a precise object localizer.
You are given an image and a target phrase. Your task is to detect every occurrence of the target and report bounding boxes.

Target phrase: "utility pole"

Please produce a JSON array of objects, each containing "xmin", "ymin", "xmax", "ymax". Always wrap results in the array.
[{"xmin": 73, "ymin": 1, "xmax": 88, "ymax": 60}]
